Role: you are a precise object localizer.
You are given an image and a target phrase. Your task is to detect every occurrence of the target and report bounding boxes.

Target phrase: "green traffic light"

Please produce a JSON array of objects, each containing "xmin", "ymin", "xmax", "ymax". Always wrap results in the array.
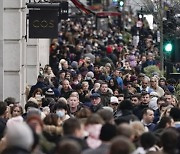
[
  {"xmin": 164, "ymin": 43, "xmax": 173, "ymax": 52},
  {"xmin": 119, "ymin": 1, "xmax": 124, "ymax": 7}
]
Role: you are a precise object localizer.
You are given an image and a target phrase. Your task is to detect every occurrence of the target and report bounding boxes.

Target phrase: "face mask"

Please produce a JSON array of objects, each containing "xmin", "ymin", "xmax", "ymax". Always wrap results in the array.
[{"xmin": 56, "ymin": 110, "xmax": 65, "ymax": 118}]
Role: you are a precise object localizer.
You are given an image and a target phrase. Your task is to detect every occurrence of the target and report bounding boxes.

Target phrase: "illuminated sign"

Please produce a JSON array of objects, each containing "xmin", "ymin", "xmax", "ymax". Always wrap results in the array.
[{"xmin": 29, "ymin": 10, "xmax": 58, "ymax": 38}]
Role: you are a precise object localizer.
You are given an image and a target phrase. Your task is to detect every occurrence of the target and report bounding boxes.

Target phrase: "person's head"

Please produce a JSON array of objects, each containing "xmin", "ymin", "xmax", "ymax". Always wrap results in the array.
[
  {"xmin": 0, "ymin": 101, "xmax": 7, "ymax": 118},
  {"xmin": 118, "ymin": 100, "xmax": 133, "ymax": 111},
  {"xmin": 81, "ymin": 81, "xmax": 89, "ymax": 91},
  {"xmin": 6, "ymin": 122, "xmax": 34, "ymax": 151},
  {"xmin": 109, "ymin": 96, "xmax": 119, "ymax": 112},
  {"xmin": 142, "ymin": 108, "xmax": 154, "ymax": 123},
  {"xmin": 97, "ymin": 109, "xmax": 114, "ymax": 124},
  {"xmin": 130, "ymin": 121, "xmax": 146, "ymax": 141},
  {"xmin": 150, "ymin": 77, "xmax": 158, "ymax": 88},
  {"xmin": 63, "ymin": 118, "xmax": 83, "ymax": 138},
  {"xmin": 99, "ymin": 123, "xmax": 117, "ymax": 142},
  {"xmin": 56, "ymin": 139, "xmax": 81, "ymax": 154},
  {"xmin": 114, "ymin": 69, "xmax": 120, "ymax": 77},
  {"xmin": 131, "ymin": 94, "xmax": 141, "ymax": 107},
  {"xmin": 32, "ymin": 88, "xmax": 43, "ymax": 98},
  {"xmin": 159, "ymin": 77, "xmax": 166, "ymax": 87},
  {"xmin": 164, "ymin": 92, "xmax": 173, "ymax": 105},
  {"xmin": 68, "ymin": 96, "xmax": 79, "ymax": 109},
  {"xmin": 161, "ymin": 128, "xmax": 179, "ymax": 153},
  {"xmin": 11, "ymin": 104, "xmax": 23, "ymax": 117},
  {"xmin": 170, "ymin": 107, "xmax": 180, "ymax": 122},
  {"xmin": 75, "ymin": 108, "xmax": 92, "ymax": 119},
  {"xmin": 90, "ymin": 93, "xmax": 101, "ymax": 106},
  {"xmin": 141, "ymin": 92, "xmax": 150, "ymax": 105},
  {"xmin": 117, "ymin": 123, "xmax": 134, "ymax": 141},
  {"xmin": 117, "ymin": 94, "xmax": 124, "ymax": 103},
  {"xmin": 62, "ymin": 79, "xmax": 70, "ymax": 91},
  {"xmin": 157, "ymin": 96, "xmax": 167, "ymax": 109},
  {"xmin": 53, "ymin": 102, "xmax": 69, "ymax": 119},
  {"xmin": 100, "ymin": 82, "xmax": 108, "ymax": 94},
  {"xmin": 43, "ymin": 113, "xmax": 60, "ymax": 126},
  {"xmin": 140, "ymin": 132, "xmax": 156, "ymax": 150},
  {"xmin": 157, "ymin": 116, "xmax": 174, "ymax": 129},
  {"xmin": 109, "ymin": 137, "xmax": 135, "ymax": 154},
  {"xmin": 162, "ymin": 105, "xmax": 173, "ymax": 117},
  {"xmin": 4, "ymin": 97, "xmax": 16, "ymax": 106},
  {"xmin": 25, "ymin": 101, "xmax": 38, "ymax": 112},
  {"xmin": 172, "ymin": 95, "xmax": 178, "ymax": 107}
]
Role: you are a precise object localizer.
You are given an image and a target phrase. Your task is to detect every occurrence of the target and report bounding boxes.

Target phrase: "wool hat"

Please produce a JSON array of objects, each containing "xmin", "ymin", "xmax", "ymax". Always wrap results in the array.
[
  {"xmin": 6, "ymin": 122, "xmax": 34, "ymax": 150},
  {"xmin": 86, "ymin": 71, "xmax": 94, "ymax": 78},
  {"xmin": 71, "ymin": 61, "xmax": 78, "ymax": 69},
  {"xmin": 45, "ymin": 88, "xmax": 55, "ymax": 96}
]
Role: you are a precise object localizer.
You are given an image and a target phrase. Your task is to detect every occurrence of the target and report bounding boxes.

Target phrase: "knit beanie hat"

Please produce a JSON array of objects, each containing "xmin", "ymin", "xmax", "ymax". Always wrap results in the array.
[
  {"xmin": 6, "ymin": 122, "xmax": 34, "ymax": 151},
  {"xmin": 45, "ymin": 88, "xmax": 55, "ymax": 97}
]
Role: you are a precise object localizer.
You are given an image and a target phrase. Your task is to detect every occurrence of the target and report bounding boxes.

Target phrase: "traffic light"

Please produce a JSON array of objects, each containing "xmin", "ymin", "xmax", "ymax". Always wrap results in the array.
[
  {"xmin": 164, "ymin": 42, "xmax": 173, "ymax": 54},
  {"xmin": 119, "ymin": 0, "xmax": 124, "ymax": 7},
  {"xmin": 118, "ymin": 0, "xmax": 124, "ymax": 11}
]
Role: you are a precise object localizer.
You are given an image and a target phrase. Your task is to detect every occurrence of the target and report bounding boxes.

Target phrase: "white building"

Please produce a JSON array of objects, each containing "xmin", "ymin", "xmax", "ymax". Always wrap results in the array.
[{"xmin": 0, "ymin": 0, "xmax": 50, "ymax": 106}]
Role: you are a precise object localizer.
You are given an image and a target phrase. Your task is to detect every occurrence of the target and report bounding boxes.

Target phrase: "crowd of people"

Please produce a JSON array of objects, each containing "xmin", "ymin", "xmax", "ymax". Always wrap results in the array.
[{"xmin": 0, "ymin": 11, "xmax": 180, "ymax": 154}]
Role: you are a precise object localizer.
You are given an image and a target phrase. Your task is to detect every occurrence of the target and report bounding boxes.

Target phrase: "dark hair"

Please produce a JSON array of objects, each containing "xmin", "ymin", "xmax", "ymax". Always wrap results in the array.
[
  {"xmin": 56, "ymin": 139, "xmax": 81, "ymax": 154},
  {"xmin": 32, "ymin": 88, "xmax": 43, "ymax": 97},
  {"xmin": 140, "ymin": 132, "xmax": 156, "ymax": 149},
  {"xmin": 43, "ymin": 113, "xmax": 59, "ymax": 126},
  {"xmin": 161, "ymin": 128, "xmax": 179, "ymax": 153},
  {"xmin": 53, "ymin": 102, "xmax": 68, "ymax": 112},
  {"xmin": 157, "ymin": 96, "xmax": 166, "ymax": 104},
  {"xmin": 99, "ymin": 123, "xmax": 117, "ymax": 141},
  {"xmin": 63, "ymin": 118, "xmax": 81, "ymax": 135},
  {"xmin": 156, "ymin": 116, "xmax": 172, "ymax": 129},
  {"xmin": 0, "ymin": 101, "xmax": 7, "ymax": 116},
  {"xmin": 4, "ymin": 97, "xmax": 16, "ymax": 106},
  {"xmin": 170, "ymin": 107, "xmax": 180, "ymax": 122},
  {"xmin": 118, "ymin": 100, "xmax": 133, "ymax": 110},
  {"xmin": 131, "ymin": 93, "xmax": 141, "ymax": 100},
  {"xmin": 142, "ymin": 108, "xmax": 153, "ymax": 116},
  {"xmin": 25, "ymin": 101, "xmax": 38, "ymax": 112}
]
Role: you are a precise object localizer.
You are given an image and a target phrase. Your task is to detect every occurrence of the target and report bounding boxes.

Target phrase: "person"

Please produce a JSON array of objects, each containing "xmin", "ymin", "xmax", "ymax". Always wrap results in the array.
[
  {"xmin": 59, "ymin": 79, "xmax": 72, "ymax": 99},
  {"xmin": 89, "ymin": 93, "xmax": 103, "ymax": 113},
  {"xmin": 53, "ymin": 101, "xmax": 70, "ymax": 122},
  {"xmin": 150, "ymin": 77, "xmax": 164, "ymax": 97},
  {"xmin": 98, "ymin": 82, "xmax": 112, "ymax": 106},
  {"xmin": 68, "ymin": 96, "xmax": 82, "ymax": 116},
  {"xmin": 133, "ymin": 92, "xmax": 151, "ymax": 120},
  {"xmin": 141, "ymin": 108, "xmax": 156, "ymax": 131},
  {"xmin": 0, "ymin": 101, "xmax": 8, "ymax": 140},
  {"xmin": 83, "ymin": 123, "xmax": 117, "ymax": 154},
  {"xmin": 56, "ymin": 139, "xmax": 81, "ymax": 154},
  {"xmin": 28, "ymin": 75, "xmax": 47, "ymax": 99},
  {"xmin": 1, "ymin": 122, "xmax": 34, "ymax": 154},
  {"xmin": 108, "ymin": 96, "xmax": 119, "ymax": 112},
  {"xmin": 139, "ymin": 76, "xmax": 153, "ymax": 93},
  {"xmin": 11, "ymin": 104, "xmax": 23, "ymax": 117},
  {"xmin": 109, "ymin": 137, "xmax": 135, "ymax": 154},
  {"xmin": 161, "ymin": 128, "xmax": 179, "ymax": 154},
  {"xmin": 62, "ymin": 118, "xmax": 89, "ymax": 151},
  {"xmin": 114, "ymin": 100, "xmax": 138, "ymax": 125}
]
